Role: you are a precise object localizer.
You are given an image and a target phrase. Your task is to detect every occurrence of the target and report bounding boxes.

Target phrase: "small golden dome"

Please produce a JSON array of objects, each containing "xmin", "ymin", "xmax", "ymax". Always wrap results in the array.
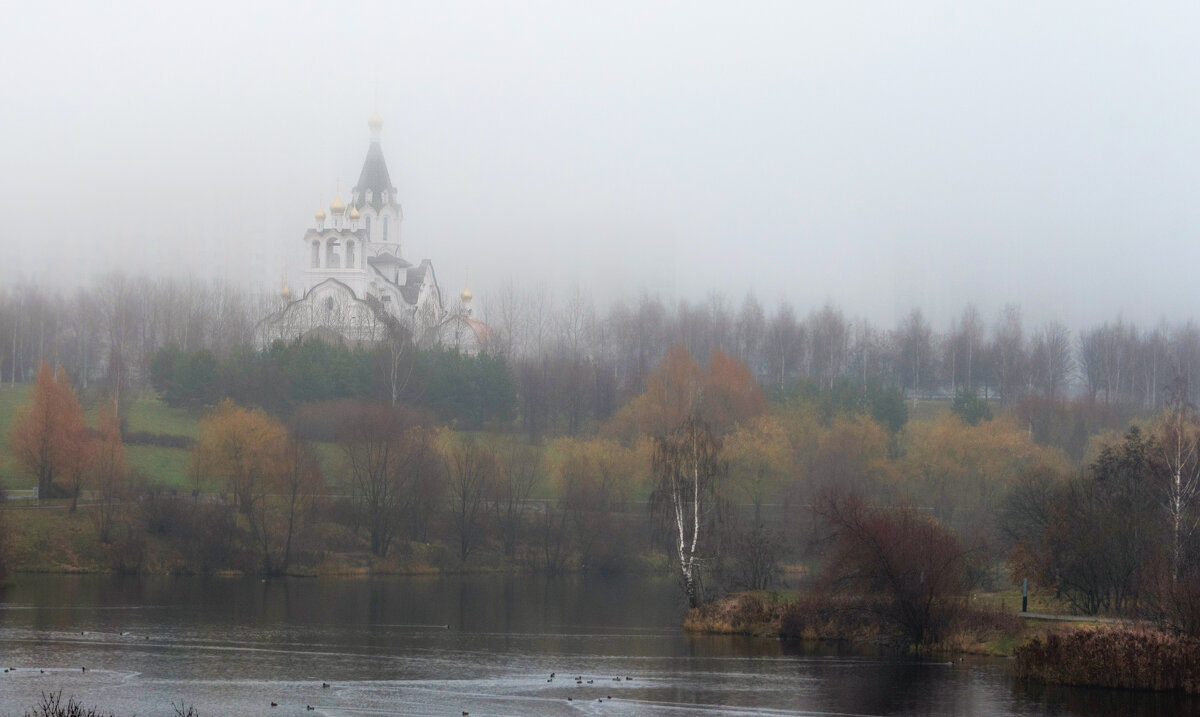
[
  {"xmin": 330, "ymin": 193, "xmax": 345, "ymax": 215},
  {"xmin": 461, "ymin": 286, "xmax": 472, "ymax": 303},
  {"xmin": 281, "ymin": 282, "xmax": 294, "ymax": 301},
  {"xmin": 314, "ymin": 206, "xmax": 326, "ymax": 222},
  {"xmin": 349, "ymin": 205, "xmax": 360, "ymax": 220},
  {"xmin": 368, "ymin": 111, "xmax": 383, "ymax": 132}
]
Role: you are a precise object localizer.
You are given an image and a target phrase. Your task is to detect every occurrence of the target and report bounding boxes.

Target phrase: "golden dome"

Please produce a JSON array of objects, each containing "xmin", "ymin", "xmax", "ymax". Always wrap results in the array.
[
  {"xmin": 314, "ymin": 206, "xmax": 326, "ymax": 222},
  {"xmin": 281, "ymin": 281, "xmax": 294, "ymax": 301},
  {"xmin": 368, "ymin": 111, "xmax": 383, "ymax": 132},
  {"xmin": 330, "ymin": 193, "xmax": 345, "ymax": 215},
  {"xmin": 349, "ymin": 205, "xmax": 360, "ymax": 220},
  {"xmin": 461, "ymin": 286, "xmax": 473, "ymax": 303}
]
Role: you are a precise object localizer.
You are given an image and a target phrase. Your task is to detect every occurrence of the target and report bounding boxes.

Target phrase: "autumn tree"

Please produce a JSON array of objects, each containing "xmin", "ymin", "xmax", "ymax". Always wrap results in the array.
[
  {"xmin": 725, "ymin": 414, "xmax": 791, "ymax": 524},
  {"xmin": 11, "ymin": 362, "xmax": 90, "ymax": 500},
  {"xmin": 650, "ymin": 414, "xmax": 726, "ymax": 608},
  {"xmin": 605, "ymin": 345, "xmax": 763, "ymax": 441},
  {"xmin": 192, "ymin": 400, "xmax": 293, "ymax": 572}
]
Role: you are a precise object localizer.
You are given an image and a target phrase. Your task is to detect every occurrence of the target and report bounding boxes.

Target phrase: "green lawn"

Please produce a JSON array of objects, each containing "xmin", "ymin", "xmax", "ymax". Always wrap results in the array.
[
  {"xmin": 123, "ymin": 393, "xmax": 204, "ymax": 437},
  {"xmin": 0, "ymin": 384, "xmax": 33, "ymax": 488},
  {"xmin": 0, "ymin": 384, "xmax": 206, "ymax": 490},
  {"xmin": 126, "ymin": 444, "xmax": 198, "ymax": 489}
]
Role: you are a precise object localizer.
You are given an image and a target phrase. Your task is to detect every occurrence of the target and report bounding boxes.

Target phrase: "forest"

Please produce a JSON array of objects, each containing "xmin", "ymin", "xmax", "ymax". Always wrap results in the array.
[{"xmin": 2, "ymin": 273, "xmax": 1200, "ymax": 653}]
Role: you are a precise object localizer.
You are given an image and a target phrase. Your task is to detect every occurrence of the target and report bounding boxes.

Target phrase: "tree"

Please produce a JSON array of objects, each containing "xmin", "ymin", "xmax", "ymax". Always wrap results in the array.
[
  {"xmin": 192, "ymin": 400, "xmax": 288, "ymax": 515},
  {"xmin": 278, "ymin": 436, "xmax": 323, "ymax": 572},
  {"xmin": 91, "ymin": 400, "xmax": 128, "ymax": 543},
  {"xmin": 11, "ymin": 362, "xmax": 90, "ymax": 500},
  {"xmin": 1155, "ymin": 377, "xmax": 1200, "ymax": 582},
  {"xmin": 650, "ymin": 414, "xmax": 725, "ymax": 608},
  {"xmin": 191, "ymin": 400, "xmax": 293, "ymax": 572},
  {"xmin": 489, "ymin": 443, "xmax": 541, "ymax": 559},
  {"xmin": 725, "ymin": 415, "xmax": 790, "ymax": 524},
  {"xmin": 549, "ymin": 437, "xmax": 641, "ymax": 571},
  {"xmin": 445, "ymin": 438, "xmax": 495, "ymax": 562},
  {"xmin": 337, "ymin": 403, "xmax": 435, "ymax": 558},
  {"xmin": 951, "ymin": 388, "xmax": 992, "ymax": 426},
  {"xmin": 815, "ymin": 492, "xmax": 974, "ymax": 647}
]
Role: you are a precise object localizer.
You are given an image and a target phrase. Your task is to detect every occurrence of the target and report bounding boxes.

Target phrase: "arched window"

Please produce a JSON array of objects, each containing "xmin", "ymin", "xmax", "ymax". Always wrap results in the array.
[
  {"xmin": 326, "ymin": 239, "xmax": 340, "ymax": 268},
  {"xmin": 345, "ymin": 241, "xmax": 355, "ymax": 268},
  {"xmin": 382, "ymin": 216, "xmax": 389, "ymax": 242},
  {"xmin": 311, "ymin": 240, "xmax": 320, "ymax": 268},
  {"xmin": 365, "ymin": 215, "xmax": 371, "ymax": 240}
]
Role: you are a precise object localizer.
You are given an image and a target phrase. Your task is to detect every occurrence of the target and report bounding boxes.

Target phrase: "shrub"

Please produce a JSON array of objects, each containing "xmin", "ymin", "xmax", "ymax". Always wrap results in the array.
[{"xmin": 24, "ymin": 692, "xmax": 115, "ymax": 717}]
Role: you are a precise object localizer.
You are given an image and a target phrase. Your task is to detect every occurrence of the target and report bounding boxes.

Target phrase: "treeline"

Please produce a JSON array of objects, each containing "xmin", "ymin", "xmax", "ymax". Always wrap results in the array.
[
  {"xmin": 151, "ymin": 342, "xmax": 515, "ymax": 428},
  {"xmin": 6, "ymin": 275, "xmax": 1200, "ymax": 428}
]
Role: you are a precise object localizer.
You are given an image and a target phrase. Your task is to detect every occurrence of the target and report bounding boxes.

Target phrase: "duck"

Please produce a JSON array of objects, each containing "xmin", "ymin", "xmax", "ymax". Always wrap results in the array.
[
  {"xmin": 321, "ymin": 683, "xmax": 330, "ymax": 689},
  {"xmin": 270, "ymin": 703, "xmax": 277, "ymax": 708}
]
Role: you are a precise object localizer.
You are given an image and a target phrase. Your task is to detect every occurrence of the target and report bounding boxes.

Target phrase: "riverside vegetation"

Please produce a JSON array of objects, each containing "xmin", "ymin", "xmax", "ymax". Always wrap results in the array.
[{"xmin": 4, "ymin": 278, "xmax": 1200, "ymax": 693}]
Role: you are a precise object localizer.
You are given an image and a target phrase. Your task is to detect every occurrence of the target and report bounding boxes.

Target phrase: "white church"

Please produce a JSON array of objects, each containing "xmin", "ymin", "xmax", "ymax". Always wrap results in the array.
[{"xmin": 258, "ymin": 113, "xmax": 490, "ymax": 355}]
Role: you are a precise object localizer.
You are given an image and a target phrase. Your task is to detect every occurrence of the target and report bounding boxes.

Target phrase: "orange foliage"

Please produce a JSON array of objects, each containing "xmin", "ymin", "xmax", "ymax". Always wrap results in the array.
[
  {"xmin": 10, "ymin": 362, "xmax": 91, "ymax": 500},
  {"xmin": 605, "ymin": 345, "xmax": 764, "ymax": 440}
]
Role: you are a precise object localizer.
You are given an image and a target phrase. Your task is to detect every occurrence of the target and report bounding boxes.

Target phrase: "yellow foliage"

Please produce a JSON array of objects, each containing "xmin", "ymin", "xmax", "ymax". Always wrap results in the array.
[
  {"xmin": 725, "ymin": 414, "xmax": 792, "ymax": 520},
  {"xmin": 192, "ymin": 399, "xmax": 289, "ymax": 508},
  {"xmin": 899, "ymin": 414, "xmax": 1068, "ymax": 527}
]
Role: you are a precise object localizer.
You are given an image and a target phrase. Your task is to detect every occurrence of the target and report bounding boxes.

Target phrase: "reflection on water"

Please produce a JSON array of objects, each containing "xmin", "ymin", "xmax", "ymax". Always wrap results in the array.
[{"xmin": 0, "ymin": 574, "xmax": 1195, "ymax": 716}]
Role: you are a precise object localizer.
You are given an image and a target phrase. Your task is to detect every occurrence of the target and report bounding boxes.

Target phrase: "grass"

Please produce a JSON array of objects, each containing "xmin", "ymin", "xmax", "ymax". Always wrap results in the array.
[
  {"xmin": 973, "ymin": 587, "xmax": 1077, "ymax": 616},
  {"xmin": 122, "ymin": 393, "xmax": 203, "ymax": 438},
  {"xmin": 0, "ymin": 383, "xmax": 33, "ymax": 489},
  {"xmin": 125, "ymin": 444, "xmax": 197, "ymax": 489}
]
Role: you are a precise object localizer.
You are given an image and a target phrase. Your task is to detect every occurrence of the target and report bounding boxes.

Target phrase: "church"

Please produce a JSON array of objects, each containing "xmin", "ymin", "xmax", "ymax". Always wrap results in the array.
[{"xmin": 258, "ymin": 113, "xmax": 490, "ymax": 355}]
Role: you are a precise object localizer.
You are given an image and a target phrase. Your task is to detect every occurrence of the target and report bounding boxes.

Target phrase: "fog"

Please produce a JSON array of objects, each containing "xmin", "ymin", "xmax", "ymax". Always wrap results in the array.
[{"xmin": 4, "ymin": 1, "xmax": 1198, "ymax": 330}]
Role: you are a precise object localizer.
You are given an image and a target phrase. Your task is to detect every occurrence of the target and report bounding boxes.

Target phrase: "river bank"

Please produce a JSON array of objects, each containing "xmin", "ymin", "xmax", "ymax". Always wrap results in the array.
[
  {"xmin": 684, "ymin": 591, "xmax": 1105, "ymax": 657},
  {"xmin": 0, "ymin": 500, "xmax": 665, "ymax": 578}
]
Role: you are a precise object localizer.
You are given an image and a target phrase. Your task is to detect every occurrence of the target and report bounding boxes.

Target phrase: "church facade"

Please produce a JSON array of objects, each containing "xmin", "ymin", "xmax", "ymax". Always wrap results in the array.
[{"xmin": 258, "ymin": 114, "xmax": 487, "ymax": 353}]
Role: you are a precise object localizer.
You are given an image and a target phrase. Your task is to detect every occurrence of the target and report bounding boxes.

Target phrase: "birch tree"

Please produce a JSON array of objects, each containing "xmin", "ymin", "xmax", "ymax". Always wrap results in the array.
[
  {"xmin": 1157, "ymin": 377, "xmax": 1200, "ymax": 581},
  {"xmin": 650, "ymin": 414, "xmax": 725, "ymax": 608}
]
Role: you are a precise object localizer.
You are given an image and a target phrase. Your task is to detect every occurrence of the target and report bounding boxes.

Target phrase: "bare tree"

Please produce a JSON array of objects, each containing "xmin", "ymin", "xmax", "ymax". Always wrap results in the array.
[
  {"xmin": 1029, "ymin": 321, "xmax": 1073, "ymax": 402},
  {"xmin": 446, "ymin": 439, "xmax": 495, "ymax": 562},
  {"xmin": 489, "ymin": 443, "xmax": 541, "ymax": 559}
]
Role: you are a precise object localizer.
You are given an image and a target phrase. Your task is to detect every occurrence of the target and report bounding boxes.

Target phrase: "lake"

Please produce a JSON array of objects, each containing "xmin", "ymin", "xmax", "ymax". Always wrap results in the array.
[{"xmin": 0, "ymin": 574, "xmax": 1195, "ymax": 716}]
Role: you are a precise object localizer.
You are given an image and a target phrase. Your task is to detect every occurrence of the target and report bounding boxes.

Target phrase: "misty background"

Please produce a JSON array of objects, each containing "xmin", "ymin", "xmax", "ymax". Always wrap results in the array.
[{"xmin": 3, "ymin": 1, "xmax": 1198, "ymax": 330}]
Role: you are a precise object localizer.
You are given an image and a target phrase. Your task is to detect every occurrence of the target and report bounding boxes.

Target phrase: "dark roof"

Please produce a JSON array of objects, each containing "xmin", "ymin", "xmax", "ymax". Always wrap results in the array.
[
  {"xmin": 368, "ymin": 252, "xmax": 411, "ymax": 268},
  {"xmin": 353, "ymin": 141, "xmax": 395, "ymax": 210}
]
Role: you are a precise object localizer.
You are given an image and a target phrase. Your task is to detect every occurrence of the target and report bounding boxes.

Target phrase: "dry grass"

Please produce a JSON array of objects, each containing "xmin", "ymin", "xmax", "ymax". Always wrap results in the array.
[
  {"xmin": 684, "ymin": 592, "xmax": 793, "ymax": 635},
  {"xmin": 1014, "ymin": 627, "xmax": 1200, "ymax": 693}
]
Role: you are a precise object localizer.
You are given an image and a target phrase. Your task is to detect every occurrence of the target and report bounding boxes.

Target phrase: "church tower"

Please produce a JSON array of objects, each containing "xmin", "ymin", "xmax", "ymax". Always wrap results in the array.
[{"xmin": 260, "ymin": 114, "xmax": 446, "ymax": 348}]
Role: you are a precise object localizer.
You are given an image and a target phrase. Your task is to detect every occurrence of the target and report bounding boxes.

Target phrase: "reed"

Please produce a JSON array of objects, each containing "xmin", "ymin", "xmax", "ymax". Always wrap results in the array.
[{"xmin": 1014, "ymin": 627, "xmax": 1200, "ymax": 694}]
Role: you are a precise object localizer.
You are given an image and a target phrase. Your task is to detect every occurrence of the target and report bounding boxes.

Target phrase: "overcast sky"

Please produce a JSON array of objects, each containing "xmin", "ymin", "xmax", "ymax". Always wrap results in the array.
[{"xmin": 4, "ymin": 1, "xmax": 1199, "ymax": 330}]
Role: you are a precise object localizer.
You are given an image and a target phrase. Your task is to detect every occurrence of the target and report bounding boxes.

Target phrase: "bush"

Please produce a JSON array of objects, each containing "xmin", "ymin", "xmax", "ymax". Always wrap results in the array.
[
  {"xmin": 1014, "ymin": 627, "xmax": 1200, "ymax": 693},
  {"xmin": 814, "ymin": 492, "xmax": 975, "ymax": 647}
]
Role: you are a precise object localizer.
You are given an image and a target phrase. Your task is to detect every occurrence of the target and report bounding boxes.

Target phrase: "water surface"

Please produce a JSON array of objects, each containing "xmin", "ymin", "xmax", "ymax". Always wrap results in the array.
[{"xmin": 0, "ymin": 574, "xmax": 1194, "ymax": 716}]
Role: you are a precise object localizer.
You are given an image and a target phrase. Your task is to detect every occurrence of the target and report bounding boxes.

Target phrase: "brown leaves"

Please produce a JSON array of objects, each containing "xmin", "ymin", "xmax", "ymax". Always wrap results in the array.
[{"xmin": 10, "ymin": 362, "xmax": 91, "ymax": 499}]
